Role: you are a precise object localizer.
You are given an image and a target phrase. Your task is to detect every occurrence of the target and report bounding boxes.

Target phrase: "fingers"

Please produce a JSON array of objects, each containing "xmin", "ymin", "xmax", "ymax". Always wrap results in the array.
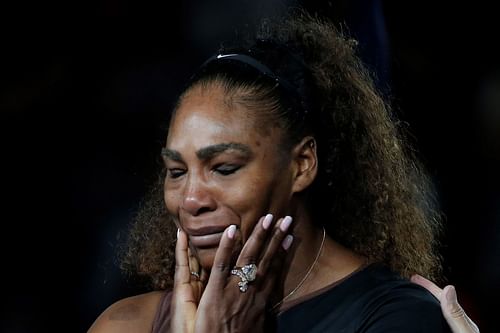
[
  {"xmin": 411, "ymin": 274, "xmax": 480, "ymax": 333},
  {"xmin": 258, "ymin": 216, "xmax": 293, "ymax": 274},
  {"xmin": 174, "ymin": 229, "xmax": 192, "ymax": 285},
  {"xmin": 206, "ymin": 225, "xmax": 238, "ymax": 291},
  {"xmin": 233, "ymin": 215, "xmax": 292, "ymax": 295},
  {"xmin": 442, "ymin": 285, "xmax": 465, "ymax": 319},
  {"xmin": 260, "ymin": 221, "xmax": 294, "ymax": 298},
  {"xmin": 411, "ymin": 274, "xmax": 442, "ymax": 300},
  {"xmin": 188, "ymin": 247, "xmax": 201, "ymax": 281},
  {"xmin": 441, "ymin": 285, "xmax": 480, "ymax": 333},
  {"xmin": 173, "ymin": 228, "xmax": 202, "ymax": 310},
  {"xmin": 235, "ymin": 214, "xmax": 274, "ymax": 267},
  {"xmin": 206, "ymin": 215, "xmax": 293, "ymax": 293}
]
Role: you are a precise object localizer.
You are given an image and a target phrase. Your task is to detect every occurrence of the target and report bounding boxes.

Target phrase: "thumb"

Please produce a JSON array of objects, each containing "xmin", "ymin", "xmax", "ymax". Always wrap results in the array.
[{"xmin": 441, "ymin": 286, "xmax": 479, "ymax": 333}]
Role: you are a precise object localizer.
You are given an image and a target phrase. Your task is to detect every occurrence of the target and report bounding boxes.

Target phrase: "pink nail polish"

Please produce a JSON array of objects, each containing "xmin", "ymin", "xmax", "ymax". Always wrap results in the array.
[
  {"xmin": 280, "ymin": 216, "xmax": 293, "ymax": 232},
  {"xmin": 282, "ymin": 235, "xmax": 293, "ymax": 250},
  {"xmin": 262, "ymin": 214, "xmax": 273, "ymax": 230},
  {"xmin": 445, "ymin": 285, "xmax": 457, "ymax": 303},
  {"xmin": 227, "ymin": 225, "xmax": 237, "ymax": 239}
]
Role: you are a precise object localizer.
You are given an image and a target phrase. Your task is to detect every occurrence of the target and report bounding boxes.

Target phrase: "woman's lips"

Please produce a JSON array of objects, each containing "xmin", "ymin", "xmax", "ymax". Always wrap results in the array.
[
  {"xmin": 189, "ymin": 232, "xmax": 224, "ymax": 248},
  {"xmin": 185, "ymin": 225, "xmax": 228, "ymax": 248}
]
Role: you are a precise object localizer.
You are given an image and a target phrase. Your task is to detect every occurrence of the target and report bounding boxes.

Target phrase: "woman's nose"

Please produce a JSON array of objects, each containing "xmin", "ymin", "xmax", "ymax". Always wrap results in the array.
[{"xmin": 181, "ymin": 179, "xmax": 217, "ymax": 216}]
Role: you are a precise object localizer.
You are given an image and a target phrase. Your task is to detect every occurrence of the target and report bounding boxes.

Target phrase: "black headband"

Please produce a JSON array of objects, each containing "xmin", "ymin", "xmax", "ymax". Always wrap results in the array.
[
  {"xmin": 197, "ymin": 51, "xmax": 310, "ymax": 119},
  {"xmin": 202, "ymin": 53, "xmax": 278, "ymax": 80}
]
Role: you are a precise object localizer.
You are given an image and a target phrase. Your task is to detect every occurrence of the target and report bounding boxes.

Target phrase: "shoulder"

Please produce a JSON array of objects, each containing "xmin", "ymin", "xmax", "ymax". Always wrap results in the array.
[
  {"xmin": 277, "ymin": 264, "xmax": 449, "ymax": 332},
  {"xmin": 87, "ymin": 291, "xmax": 166, "ymax": 333},
  {"xmin": 357, "ymin": 265, "xmax": 450, "ymax": 332},
  {"xmin": 360, "ymin": 288, "xmax": 449, "ymax": 332},
  {"xmin": 331, "ymin": 263, "xmax": 445, "ymax": 316}
]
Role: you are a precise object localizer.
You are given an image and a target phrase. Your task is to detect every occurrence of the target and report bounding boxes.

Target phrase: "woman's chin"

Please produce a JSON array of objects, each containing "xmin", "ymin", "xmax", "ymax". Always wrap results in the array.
[
  {"xmin": 194, "ymin": 245, "xmax": 242, "ymax": 273},
  {"xmin": 195, "ymin": 248, "xmax": 217, "ymax": 272}
]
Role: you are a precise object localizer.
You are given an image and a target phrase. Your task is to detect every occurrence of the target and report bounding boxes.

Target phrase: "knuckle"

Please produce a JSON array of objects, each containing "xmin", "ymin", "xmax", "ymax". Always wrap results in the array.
[
  {"xmin": 272, "ymin": 227, "xmax": 286, "ymax": 239},
  {"xmin": 214, "ymin": 261, "xmax": 229, "ymax": 273},
  {"xmin": 256, "ymin": 226, "xmax": 269, "ymax": 239},
  {"xmin": 448, "ymin": 303, "xmax": 466, "ymax": 319},
  {"xmin": 249, "ymin": 227, "xmax": 267, "ymax": 244},
  {"xmin": 177, "ymin": 261, "xmax": 188, "ymax": 269}
]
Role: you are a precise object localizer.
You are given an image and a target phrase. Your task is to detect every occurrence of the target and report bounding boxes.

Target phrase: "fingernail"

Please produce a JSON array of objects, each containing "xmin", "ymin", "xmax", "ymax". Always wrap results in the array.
[
  {"xmin": 227, "ymin": 225, "xmax": 237, "ymax": 239},
  {"xmin": 445, "ymin": 285, "xmax": 457, "ymax": 303},
  {"xmin": 282, "ymin": 235, "xmax": 293, "ymax": 250},
  {"xmin": 177, "ymin": 228, "xmax": 180, "ymax": 239},
  {"xmin": 262, "ymin": 214, "xmax": 273, "ymax": 230},
  {"xmin": 280, "ymin": 216, "xmax": 293, "ymax": 232}
]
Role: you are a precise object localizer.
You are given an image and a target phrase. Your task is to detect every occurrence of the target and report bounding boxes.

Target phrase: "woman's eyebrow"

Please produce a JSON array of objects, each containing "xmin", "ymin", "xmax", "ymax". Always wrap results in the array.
[
  {"xmin": 161, "ymin": 148, "xmax": 183, "ymax": 162},
  {"xmin": 196, "ymin": 143, "xmax": 252, "ymax": 160}
]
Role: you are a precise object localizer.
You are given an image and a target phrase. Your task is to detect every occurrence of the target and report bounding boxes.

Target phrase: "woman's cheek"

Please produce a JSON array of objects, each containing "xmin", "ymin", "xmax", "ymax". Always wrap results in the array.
[{"xmin": 164, "ymin": 191, "xmax": 179, "ymax": 216}]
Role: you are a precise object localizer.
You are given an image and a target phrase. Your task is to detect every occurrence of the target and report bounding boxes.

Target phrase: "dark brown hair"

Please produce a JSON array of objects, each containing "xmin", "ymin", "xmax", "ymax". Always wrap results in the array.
[{"xmin": 120, "ymin": 12, "xmax": 443, "ymax": 290}]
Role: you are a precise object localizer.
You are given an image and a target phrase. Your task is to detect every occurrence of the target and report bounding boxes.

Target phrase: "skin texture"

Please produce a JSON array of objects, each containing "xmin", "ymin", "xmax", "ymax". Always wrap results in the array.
[
  {"xmin": 165, "ymin": 84, "xmax": 325, "ymax": 332},
  {"xmin": 88, "ymin": 16, "xmax": 477, "ymax": 332},
  {"xmin": 121, "ymin": 14, "xmax": 444, "ymax": 292},
  {"xmin": 87, "ymin": 291, "xmax": 164, "ymax": 333},
  {"xmin": 87, "ymin": 84, "xmax": 480, "ymax": 332},
  {"xmin": 411, "ymin": 275, "xmax": 480, "ymax": 333},
  {"xmin": 172, "ymin": 214, "xmax": 293, "ymax": 332},
  {"xmin": 163, "ymin": 85, "xmax": 295, "ymax": 272},
  {"xmin": 164, "ymin": 83, "xmax": 369, "ymax": 332},
  {"xmin": 88, "ymin": 84, "xmax": 366, "ymax": 332}
]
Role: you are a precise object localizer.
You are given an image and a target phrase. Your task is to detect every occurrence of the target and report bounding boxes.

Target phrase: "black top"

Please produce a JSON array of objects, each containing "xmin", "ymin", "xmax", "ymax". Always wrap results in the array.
[{"xmin": 277, "ymin": 264, "xmax": 451, "ymax": 332}]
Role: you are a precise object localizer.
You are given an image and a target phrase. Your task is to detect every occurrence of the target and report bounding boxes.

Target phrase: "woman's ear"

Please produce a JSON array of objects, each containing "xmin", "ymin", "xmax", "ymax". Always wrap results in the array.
[{"xmin": 291, "ymin": 136, "xmax": 318, "ymax": 194}]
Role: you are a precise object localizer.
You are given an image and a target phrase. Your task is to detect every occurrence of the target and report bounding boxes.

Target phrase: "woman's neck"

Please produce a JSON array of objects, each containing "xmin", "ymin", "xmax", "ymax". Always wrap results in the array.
[{"xmin": 273, "ymin": 205, "xmax": 366, "ymax": 311}]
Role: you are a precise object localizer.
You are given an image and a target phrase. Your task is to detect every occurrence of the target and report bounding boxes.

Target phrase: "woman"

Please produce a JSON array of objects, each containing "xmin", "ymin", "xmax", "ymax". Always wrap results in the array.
[{"xmin": 90, "ymin": 13, "xmax": 469, "ymax": 332}]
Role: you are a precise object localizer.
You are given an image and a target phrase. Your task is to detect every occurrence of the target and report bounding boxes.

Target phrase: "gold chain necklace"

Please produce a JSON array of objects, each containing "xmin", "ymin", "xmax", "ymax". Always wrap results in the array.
[{"xmin": 271, "ymin": 227, "xmax": 326, "ymax": 312}]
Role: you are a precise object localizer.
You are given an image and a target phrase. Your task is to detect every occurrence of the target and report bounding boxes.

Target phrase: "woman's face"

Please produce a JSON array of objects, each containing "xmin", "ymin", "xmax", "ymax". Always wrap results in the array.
[{"xmin": 163, "ymin": 85, "xmax": 294, "ymax": 271}]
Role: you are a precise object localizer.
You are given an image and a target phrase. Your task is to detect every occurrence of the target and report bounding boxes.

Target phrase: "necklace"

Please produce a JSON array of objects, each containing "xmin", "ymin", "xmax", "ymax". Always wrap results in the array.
[{"xmin": 271, "ymin": 227, "xmax": 326, "ymax": 312}]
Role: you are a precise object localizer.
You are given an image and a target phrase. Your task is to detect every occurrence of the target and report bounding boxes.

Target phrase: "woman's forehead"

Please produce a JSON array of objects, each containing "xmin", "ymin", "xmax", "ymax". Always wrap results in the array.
[
  {"xmin": 168, "ymin": 89, "xmax": 269, "ymax": 147},
  {"xmin": 168, "ymin": 83, "xmax": 287, "ymax": 151},
  {"xmin": 173, "ymin": 87, "xmax": 256, "ymax": 130}
]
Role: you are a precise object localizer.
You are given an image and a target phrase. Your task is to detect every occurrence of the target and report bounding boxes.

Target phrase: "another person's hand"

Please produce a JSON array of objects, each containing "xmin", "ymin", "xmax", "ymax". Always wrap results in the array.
[{"xmin": 411, "ymin": 274, "xmax": 480, "ymax": 333}]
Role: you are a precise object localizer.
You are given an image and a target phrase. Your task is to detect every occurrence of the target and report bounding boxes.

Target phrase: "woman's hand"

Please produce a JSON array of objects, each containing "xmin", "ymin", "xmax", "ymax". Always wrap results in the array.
[
  {"xmin": 194, "ymin": 214, "xmax": 293, "ymax": 333},
  {"xmin": 170, "ymin": 229, "xmax": 208, "ymax": 333},
  {"xmin": 411, "ymin": 274, "xmax": 480, "ymax": 333},
  {"xmin": 170, "ymin": 214, "xmax": 293, "ymax": 333}
]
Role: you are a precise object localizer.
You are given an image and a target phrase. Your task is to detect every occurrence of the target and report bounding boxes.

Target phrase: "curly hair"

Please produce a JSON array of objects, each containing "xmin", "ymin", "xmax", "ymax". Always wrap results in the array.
[{"xmin": 120, "ymin": 12, "xmax": 443, "ymax": 290}]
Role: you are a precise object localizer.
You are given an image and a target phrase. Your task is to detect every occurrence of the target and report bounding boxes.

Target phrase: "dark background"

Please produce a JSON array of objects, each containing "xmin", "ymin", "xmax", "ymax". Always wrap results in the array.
[{"xmin": 1, "ymin": 1, "xmax": 498, "ymax": 332}]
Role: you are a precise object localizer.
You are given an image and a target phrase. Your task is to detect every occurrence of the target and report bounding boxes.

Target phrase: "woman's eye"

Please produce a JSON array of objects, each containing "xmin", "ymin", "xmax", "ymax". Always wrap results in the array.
[
  {"xmin": 167, "ymin": 168, "xmax": 186, "ymax": 179},
  {"xmin": 214, "ymin": 164, "xmax": 241, "ymax": 176}
]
